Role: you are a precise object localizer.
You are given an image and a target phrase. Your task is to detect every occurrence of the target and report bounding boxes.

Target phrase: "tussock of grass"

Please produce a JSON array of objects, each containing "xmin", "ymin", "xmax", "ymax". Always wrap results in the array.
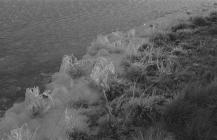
[
  {"xmin": 133, "ymin": 125, "xmax": 175, "ymax": 140},
  {"xmin": 171, "ymin": 22, "xmax": 195, "ymax": 32},
  {"xmin": 190, "ymin": 16, "xmax": 210, "ymax": 26},
  {"xmin": 3, "ymin": 124, "xmax": 38, "ymax": 140}
]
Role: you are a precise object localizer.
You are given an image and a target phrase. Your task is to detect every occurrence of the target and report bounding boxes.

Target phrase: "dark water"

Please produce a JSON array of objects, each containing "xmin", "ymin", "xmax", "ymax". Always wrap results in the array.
[{"xmin": 0, "ymin": 0, "xmax": 199, "ymax": 114}]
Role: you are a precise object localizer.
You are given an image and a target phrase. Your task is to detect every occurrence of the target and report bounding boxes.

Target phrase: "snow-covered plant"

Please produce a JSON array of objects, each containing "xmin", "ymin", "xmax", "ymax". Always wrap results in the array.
[
  {"xmin": 88, "ymin": 30, "xmax": 145, "ymax": 57},
  {"xmin": 64, "ymin": 108, "xmax": 89, "ymax": 133},
  {"xmin": 109, "ymin": 30, "xmax": 144, "ymax": 56},
  {"xmin": 90, "ymin": 57, "xmax": 115, "ymax": 90},
  {"xmin": 59, "ymin": 54, "xmax": 78, "ymax": 73},
  {"xmin": 25, "ymin": 87, "xmax": 53, "ymax": 116},
  {"xmin": 59, "ymin": 54, "xmax": 95, "ymax": 79},
  {"xmin": 139, "ymin": 45, "xmax": 179, "ymax": 75},
  {"xmin": 7, "ymin": 124, "xmax": 38, "ymax": 140}
]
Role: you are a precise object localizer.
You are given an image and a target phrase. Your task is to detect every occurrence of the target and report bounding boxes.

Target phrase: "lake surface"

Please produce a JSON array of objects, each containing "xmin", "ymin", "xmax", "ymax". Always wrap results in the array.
[{"xmin": 0, "ymin": 0, "xmax": 213, "ymax": 115}]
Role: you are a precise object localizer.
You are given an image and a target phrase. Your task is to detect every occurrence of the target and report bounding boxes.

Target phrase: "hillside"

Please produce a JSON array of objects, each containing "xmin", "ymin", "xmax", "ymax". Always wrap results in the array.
[
  {"xmin": 0, "ymin": 2, "xmax": 217, "ymax": 139},
  {"xmin": 0, "ymin": 0, "xmax": 216, "ymax": 117}
]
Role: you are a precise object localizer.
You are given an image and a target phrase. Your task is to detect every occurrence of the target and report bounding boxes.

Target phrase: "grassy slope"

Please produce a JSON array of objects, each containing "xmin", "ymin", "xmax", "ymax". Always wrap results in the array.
[
  {"xmin": 110, "ymin": 11, "xmax": 217, "ymax": 140},
  {"xmin": 1, "ymin": 0, "xmax": 203, "ymax": 116},
  {"xmin": 1, "ymin": 1, "xmax": 217, "ymax": 140},
  {"xmin": 69, "ymin": 10, "xmax": 217, "ymax": 140},
  {"xmin": 0, "ymin": 0, "xmax": 215, "ymax": 115},
  {"xmin": 6, "ymin": 9, "xmax": 215, "ymax": 140}
]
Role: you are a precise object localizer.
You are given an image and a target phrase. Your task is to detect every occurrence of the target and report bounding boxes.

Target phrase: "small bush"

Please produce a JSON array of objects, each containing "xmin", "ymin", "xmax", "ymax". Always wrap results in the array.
[
  {"xmin": 105, "ymin": 79, "xmax": 126, "ymax": 101},
  {"xmin": 171, "ymin": 23, "xmax": 195, "ymax": 32},
  {"xmin": 124, "ymin": 63, "xmax": 147, "ymax": 83},
  {"xmin": 25, "ymin": 87, "xmax": 53, "ymax": 117},
  {"xmin": 190, "ymin": 16, "xmax": 210, "ymax": 26},
  {"xmin": 6, "ymin": 124, "xmax": 38, "ymax": 140},
  {"xmin": 122, "ymin": 96, "xmax": 169, "ymax": 128},
  {"xmin": 150, "ymin": 32, "xmax": 173, "ymax": 46},
  {"xmin": 133, "ymin": 125, "xmax": 175, "ymax": 140},
  {"xmin": 207, "ymin": 24, "xmax": 217, "ymax": 35},
  {"xmin": 206, "ymin": 11, "xmax": 217, "ymax": 22}
]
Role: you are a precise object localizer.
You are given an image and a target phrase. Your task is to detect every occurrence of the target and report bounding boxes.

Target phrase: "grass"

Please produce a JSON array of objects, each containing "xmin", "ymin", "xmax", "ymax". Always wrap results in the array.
[
  {"xmin": 93, "ymin": 11, "xmax": 217, "ymax": 140},
  {"xmin": 3, "ymin": 124, "xmax": 38, "ymax": 140},
  {"xmin": 164, "ymin": 82, "xmax": 217, "ymax": 140}
]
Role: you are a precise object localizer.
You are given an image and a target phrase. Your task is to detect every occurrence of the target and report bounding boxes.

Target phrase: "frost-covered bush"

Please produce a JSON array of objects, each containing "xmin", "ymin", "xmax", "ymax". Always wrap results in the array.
[
  {"xmin": 90, "ymin": 57, "xmax": 115, "ymax": 90},
  {"xmin": 87, "ymin": 30, "xmax": 146, "ymax": 57},
  {"xmin": 59, "ymin": 54, "xmax": 95, "ymax": 79},
  {"xmin": 59, "ymin": 54, "xmax": 78, "ymax": 73},
  {"xmin": 133, "ymin": 125, "xmax": 175, "ymax": 140},
  {"xmin": 122, "ymin": 44, "xmax": 180, "ymax": 86},
  {"xmin": 122, "ymin": 96, "xmax": 170, "ymax": 126},
  {"xmin": 6, "ymin": 124, "xmax": 37, "ymax": 140},
  {"xmin": 64, "ymin": 108, "xmax": 90, "ymax": 133},
  {"xmin": 25, "ymin": 87, "xmax": 53, "ymax": 117}
]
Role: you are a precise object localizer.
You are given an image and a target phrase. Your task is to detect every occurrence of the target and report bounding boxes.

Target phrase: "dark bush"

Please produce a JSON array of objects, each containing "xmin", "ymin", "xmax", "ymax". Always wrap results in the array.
[
  {"xmin": 150, "ymin": 32, "xmax": 173, "ymax": 46},
  {"xmin": 207, "ymin": 24, "xmax": 217, "ymax": 35},
  {"xmin": 124, "ymin": 64, "xmax": 147, "ymax": 83},
  {"xmin": 105, "ymin": 80, "xmax": 126, "ymax": 101},
  {"xmin": 206, "ymin": 11, "xmax": 217, "ymax": 22},
  {"xmin": 67, "ymin": 130, "xmax": 89, "ymax": 140},
  {"xmin": 138, "ymin": 43, "xmax": 152, "ymax": 52},
  {"xmin": 190, "ymin": 16, "xmax": 210, "ymax": 26},
  {"xmin": 164, "ymin": 83, "xmax": 217, "ymax": 140},
  {"xmin": 171, "ymin": 23, "xmax": 195, "ymax": 32}
]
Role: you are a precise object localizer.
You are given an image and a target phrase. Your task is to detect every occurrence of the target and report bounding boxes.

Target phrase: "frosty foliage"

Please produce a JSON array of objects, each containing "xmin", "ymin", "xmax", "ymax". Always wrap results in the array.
[
  {"xmin": 6, "ymin": 124, "xmax": 37, "ymax": 140},
  {"xmin": 64, "ymin": 108, "xmax": 89, "ymax": 133},
  {"xmin": 88, "ymin": 29, "xmax": 146, "ymax": 57},
  {"xmin": 59, "ymin": 54, "xmax": 78, "ymax": 73},
  {"xmin": 90, "ymin": 57, "xmax": 115, "ymax": 89},
  {"xmin": 25, "ymin": 87, "xmax": 53, "ymax": 116},
  {"xmin": 59, "ymin": 54, "xmax": 95, "ymax": 79}
]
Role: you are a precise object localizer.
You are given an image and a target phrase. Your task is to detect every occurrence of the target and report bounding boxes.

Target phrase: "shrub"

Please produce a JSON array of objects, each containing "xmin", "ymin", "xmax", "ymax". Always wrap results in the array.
[
  {"xmin": 171, "ymin": 23, "xmax": 195, "ymax": 32},
  {"xmin": 149, "ymin": 32, "xmax": 173, "ymax": 46},
  {"xmin": 105, "ymin": 79, "xmax": 126, "ymax": 101},
  {"xmin": 6, "ymin": 124, "xmax": 38, "ymax": 140},
  {"xmin": 59, "ymin": 54, "xmax": 94, "ymax": 79},
  {"xmin": 90, "ymin": 57, "xmax": 115, "ymax": 90},
  {"xmin": 206, "ymin": 11, "xmax": 217, "ymax": 23},
  {"xmin": 207, "ymin": 24, "xmax": 217, "ymax": 35},
  {"xmin": 190, "ymin": 16, "xmax": 210, "ymax": 26},
  {"xmin": 132, "ymin": 125, "xmax": 175, "ymax": 140},
  {"xmin": 164, "ymin": 83, "xmax": 217, "ymax": 140},
  {"xmin": 124, "ymin": 62, "xmax": 147, "ymax": 83},
  {"xmin": 121, "ymin": 96, "xmax": 169, "ymax": 128},
  {"xmin": 24, "ymin": 87, "xmax": 53, "ymax": 117}
]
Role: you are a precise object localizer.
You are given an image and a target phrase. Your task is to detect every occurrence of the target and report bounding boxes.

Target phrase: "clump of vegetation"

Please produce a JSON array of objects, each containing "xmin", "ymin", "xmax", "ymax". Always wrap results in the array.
[
  {"xmin": 164, "ymin": 83, "xmax": 217, "ymax": 140},
  {"xmin": 25, "ymin": 87, "xmax": 53, "ymax": 117},
  {"xmin": 132, "ymin": 125, "xmax": 175, "ymax": 140},
  {"xmin": 4, "ymin": 124, "xmax": 38, "ymax": 140},
  {"xmin": 171, "ymin": 22, "xmax": 195, "ymax": 32},
  {"xmin": 69, "ymin": 11, "xmax": 217, "ymax": 140},
  {"xmin": 190, "ymin": 16, "xmax": 210, "ymax": 26}
]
